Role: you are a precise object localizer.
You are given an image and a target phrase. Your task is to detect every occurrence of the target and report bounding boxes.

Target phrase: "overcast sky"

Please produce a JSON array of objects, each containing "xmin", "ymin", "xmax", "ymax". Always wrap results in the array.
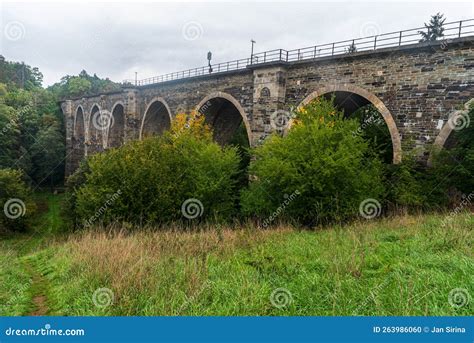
[{"xmin": 1, "ymin": 0, "xmax": 473, "ymax": 86}]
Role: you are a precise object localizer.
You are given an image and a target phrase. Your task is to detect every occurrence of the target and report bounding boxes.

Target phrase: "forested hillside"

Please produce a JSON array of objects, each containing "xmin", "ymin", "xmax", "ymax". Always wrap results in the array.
[{"xmin": 0, "ymin": 56, "xmax": 120, "ymax": 188}]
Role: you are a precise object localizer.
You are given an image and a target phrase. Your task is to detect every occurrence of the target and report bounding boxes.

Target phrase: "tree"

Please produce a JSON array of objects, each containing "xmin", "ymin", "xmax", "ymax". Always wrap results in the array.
[
  {"xmin": 419, "ymin": 13, "xmax": 446, "ymax": 42},
  {"xmin": 30, "ymin": 115, "xmax": 65, "ymax": 189},
  {"xmin": 67, "ymin": 77, "xmax": 92, "ymax": 97},
  {"xmin": 346, "ymin": 41, "xmax": 357, "ymax": 53},
  {"xmin": 241, "ymin": 97, "xmax": 385, "ymax": 225}
]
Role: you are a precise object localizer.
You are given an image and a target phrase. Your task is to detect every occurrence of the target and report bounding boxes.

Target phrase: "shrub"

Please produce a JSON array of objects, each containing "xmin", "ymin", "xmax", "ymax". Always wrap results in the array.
[
  {"xmin": 72, "ymin": 112, "xmax": 241, "ymax": 227},
  {"xmin": 0, "ymin": 168, "xmax": 35, "ymax": 232},
  {"xmin": 429, "ymin": 105, "xmax": 474, "ymax": 197},
  {"xmin": 241, "ymin": 97, "xmax": 385, "ymax": 225},
  {"xmin": 63, "ymin": 160, "xmax": 90, "ymax": 230},
  {"xmin": 384, "ymin": 156, "xmax": 429, "ymax": 213}
]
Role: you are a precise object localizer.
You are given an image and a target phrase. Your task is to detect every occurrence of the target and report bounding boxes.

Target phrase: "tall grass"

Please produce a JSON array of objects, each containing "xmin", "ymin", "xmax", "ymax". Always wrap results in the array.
[{"xmin": 30, "ymin": 213, "xmax": 473, "ymax": 316}]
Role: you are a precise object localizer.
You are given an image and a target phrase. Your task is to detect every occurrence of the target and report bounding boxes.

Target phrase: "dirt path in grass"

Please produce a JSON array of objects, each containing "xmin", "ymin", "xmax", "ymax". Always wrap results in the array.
[{"xmin": 24, "ymin": 261, "xmax": 49, "ymax": 316}]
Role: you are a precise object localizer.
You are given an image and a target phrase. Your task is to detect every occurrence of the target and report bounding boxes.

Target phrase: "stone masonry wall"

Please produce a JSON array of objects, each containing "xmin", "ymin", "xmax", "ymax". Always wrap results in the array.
[{"xmin": 62, "ymin": 37, "xmax": 474, "ymax": 176}]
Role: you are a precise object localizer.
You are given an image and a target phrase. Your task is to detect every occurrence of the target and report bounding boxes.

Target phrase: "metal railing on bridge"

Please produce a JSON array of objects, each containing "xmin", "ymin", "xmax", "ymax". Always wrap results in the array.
[{"xmin": 123, "ymin": 19, "xmax": 474, "ymax": 87}]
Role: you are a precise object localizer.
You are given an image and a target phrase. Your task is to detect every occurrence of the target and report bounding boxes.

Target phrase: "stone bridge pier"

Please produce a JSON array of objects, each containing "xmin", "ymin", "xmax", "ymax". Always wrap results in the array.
[{"xmin": 61, "ymin": 36, "xmax": 474, "ymax": 177}]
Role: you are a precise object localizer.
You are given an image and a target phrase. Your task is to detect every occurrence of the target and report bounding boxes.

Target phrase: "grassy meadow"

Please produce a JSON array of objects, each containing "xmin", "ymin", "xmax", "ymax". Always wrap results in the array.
[{"xmin": 0, "ymin": 193, "xmax": 472, "ymax": 316}]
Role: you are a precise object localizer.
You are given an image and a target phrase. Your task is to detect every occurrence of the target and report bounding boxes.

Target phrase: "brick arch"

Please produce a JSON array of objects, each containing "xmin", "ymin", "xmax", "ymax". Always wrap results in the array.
[
  {"xmin": 297, "ymin": 84, "xmax": 402, "ymax": 164},
  {"xmin": 73, "ymin": 105, "xmax": 86, "ymax": 161},
  {"xmin": 432, "ymin": 99, "xmax": 474, "ymax": 149},
  {"xmin": 139, "ymin": 97, "xmax": 172, "ymax": 140},
  {"xmin": 86, "ymin": 103, "xmax": 103, "ymax": 154},
  {"xmin": 196, "ymin": 91, "xmax": 252, "ymax": 145},
  {"xmin": 428, "ymin": 98, "xmax": 473, "ymax": 165},
  {"xmin": 106, "ymin": 101, "xmax": 126, "ymax": 148},
  {"xmin": 73, "ymin": 105, "xmax": 86, "ymax": 139}
]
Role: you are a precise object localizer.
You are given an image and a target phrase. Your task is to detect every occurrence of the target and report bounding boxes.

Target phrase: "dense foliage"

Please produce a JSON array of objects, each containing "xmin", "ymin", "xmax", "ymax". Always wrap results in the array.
[
  {"xmin": 48, "ymin": 70, "xmax": 121, "ymax": 99},
  {"xmin": 0, "ymin": 169, "xmax": 35, "ymax": 232},
  {"xmin": 70, "ymin": 112, "xmax": 241, "ymax": 227},
  {"xmin": 0, "ymin": 56, "xmax": 120, "ymax": 188},
  {"xmin": 241, "ymin": 98, "xmax": 385, "ymax": 225}
]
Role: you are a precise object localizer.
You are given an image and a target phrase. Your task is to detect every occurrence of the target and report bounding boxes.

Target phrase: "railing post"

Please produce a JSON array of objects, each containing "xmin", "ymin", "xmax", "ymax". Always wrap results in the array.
[
  {"xmin": 279, "ymin": 49, "xmax": 282, "ymax": 61},
  {"xmin": 298, "ymin": 49, "xmax": 301, "ymax": 60},
  {"xmin": 313, "ymin": 46, "xmax": 317, "ymax": 58},
  {"xmin": 459, "ymin": 20, "xmax": 463, "ymax": 38},
  {"xmin": 374, "ymin": 36, "xmax": 377, "ymax": 50},
  {"xmin": 399, "ymin": 31, "xmax": 402, "ymax": 46},
  {"xmin": 286, "ymin": 50, "xmax": 289, "ymax": 62},
  {"xmin": 264, "ymin": 52, "xmax": 267, "ymax": 63},
  {"xmin": 237, "ymin": 60, "xmax": 239, "ymax": 69},
  {"xmin": 331, "ymin": 43, "xmax": 335, "ymax": 56}
]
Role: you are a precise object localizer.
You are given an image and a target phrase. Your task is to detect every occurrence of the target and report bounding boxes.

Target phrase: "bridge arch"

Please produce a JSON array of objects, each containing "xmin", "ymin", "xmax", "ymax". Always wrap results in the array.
[
  {"xmin": 88, "ymin": 103, "xmax": 102, "ymax": 144},
  {"xmin": 140, "ymin": 97, "xmax": 172, "ymax": 139},
  {"xmin": 196, "ymin": 91, "xmax": 251, "ymax": 146},
  {"xmin": 73, "ymin": 106, "xmax": 86, "ymax": 159},
  {"xmin": 73, "ymin": 105, "xmax": 85, "ymax": 140},
  {"xmin": 297, "ymin": 84, "xmax": 402, "ymax": 164},
  {"xmin": 429, "ymin": 98, "xmax": 473, "ymax": 164},
  {"xmin": 107, "ymin": 101, "xmax": 125, "ymax": 148},
  {"xmin": 432, "ymin": 99, "xmax": 474, "ymax": 150}
]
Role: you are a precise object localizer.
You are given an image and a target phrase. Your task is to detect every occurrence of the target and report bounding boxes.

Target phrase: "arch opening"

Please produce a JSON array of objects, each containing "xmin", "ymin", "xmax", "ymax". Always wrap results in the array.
[
  {"xmin": 73, "ymin": 107, "xmax": 85, "ymax": 165},
  {"xmin": 299, "ymin": 86, "xmax": 402, "ymax": 164},
  {"xmin": 197, "ymin": 94, "xmax": 251, "ymax": 189},
  {"xmin": 141, "ymin": 100, "xmax": 171, "ymax": 139},
  {"xmin": 109, "ymin": 104, "xmax": 125, "ymax": 148},
  {"xmin": 197, "ymin": 97, "xmax": 250, "ymax": 146},
  {"xmin": 89, "ymin": 105, "xmax": 100, "ymax": 143}
]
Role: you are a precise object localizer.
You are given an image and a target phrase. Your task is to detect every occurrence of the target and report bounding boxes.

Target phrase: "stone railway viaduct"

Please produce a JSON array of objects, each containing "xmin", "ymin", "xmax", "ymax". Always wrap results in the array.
[{"xmin": 61, "ymin": 28, "xmax": 474, "ymax": 176}]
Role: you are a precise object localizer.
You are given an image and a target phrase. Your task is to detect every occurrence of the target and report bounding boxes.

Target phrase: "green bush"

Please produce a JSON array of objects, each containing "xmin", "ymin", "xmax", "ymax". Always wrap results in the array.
[
  {"xmin": 0, "ymin": 168, "xmax": 35, "ymax": 232},
  {"xmin": 72, "ymin": 113, "xmax": 241, "ymax": 227},
  {"xmin": 429, "ymin": 105, "xmax": 474, "ymax": 196},
  {"xmin": 384, "ymin": 156, "xmax": 429, "ymax": 212},
  {"xmin": 241, "ymin": 97, "xmax": 385, "ymax": 225},
  {"xmin": 63, "ymin": 160, "xmax": 90, "ymax": 230}
]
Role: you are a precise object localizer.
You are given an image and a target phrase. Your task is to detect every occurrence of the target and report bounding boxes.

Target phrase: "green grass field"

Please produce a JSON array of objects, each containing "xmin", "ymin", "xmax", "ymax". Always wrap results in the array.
[{"xmin": 0, "ymin": 193, "xmax": 472, "ymax": 316}]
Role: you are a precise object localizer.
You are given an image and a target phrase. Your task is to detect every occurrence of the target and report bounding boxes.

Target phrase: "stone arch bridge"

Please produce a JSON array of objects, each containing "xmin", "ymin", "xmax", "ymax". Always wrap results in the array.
[{"xmin": 61, "ymin": 24, "xmax": 474, "ymax": 176}]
